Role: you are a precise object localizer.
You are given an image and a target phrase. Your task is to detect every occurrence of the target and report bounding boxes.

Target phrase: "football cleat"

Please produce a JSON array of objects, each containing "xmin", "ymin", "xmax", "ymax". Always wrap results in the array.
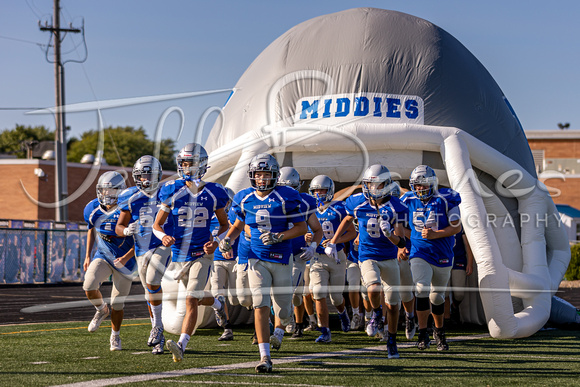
[
  {"xmin": 315, "ymin": 328, "xmax": 332, "ymax": 343},
  {"xmin": 366, "ymin": 311, "xmax": 384, "ymax": 337},
  {"xmin": 88, "ymin": 304, "xmax": 110, "ymax": 333},
  {"xmin": 214, "ymin": 295, "xmax": 228, "ymax": 328},
  {"xmin": 434, "ymin": 327, "xmax": 449, "ymax": 351},
  {"xmin": 350, "ymin": 313, "xmax": 364, "ymax": 331},
  {"xmin": 405, "ymin": 314, "xmax": 417, "ymax": 340},
  {"xmin": 285, "ymin": 316, "xmax": 296, "ymax": 334},
  {"xmin": 109, "ymin": 334, "xmax": 122, "ymax": 351},
  {"xmin": 167, "ymin": 339, "xmax": 184, "ymax": 362},
  {"xmin": 339, "ymin": 311, "xmax": 351, "ymax": 332},
  {"xmin": 270, "ymin": 331, "xmax": 283, "ymax": 350},
  {"xmin": 386, "ymin": 335, "xmax": 400, "ymax": 359},
  {"xmin": 417, "ymin": 329, "xmax": 431, "ymax": 350},
  {"xmin": 304, "ymin": 320, "xmax": 318, "ymax": 332},
  {"xmin": 152, "ymin": 335, "xmax": 165, "ymax": 355},
  {"xmin": 218, "ymin": 329, "xmax": 234, "ymax": 341},
  {"xmin": 147, "ymin": 326, "xmax": 164, "ymax": 347},
  {"xmin": 251, "ymin": 331, "xmax": 258, "ymax": 345},
  {"xmin": 255, "ymin": 356, "xmax": 273, "ymax": 373}
]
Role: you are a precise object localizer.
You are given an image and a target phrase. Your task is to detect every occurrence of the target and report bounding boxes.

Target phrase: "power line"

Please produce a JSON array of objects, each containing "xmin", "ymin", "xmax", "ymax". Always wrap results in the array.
[{"xmin": 0, "ymin": 34, "xmax": 47, "ymax": 47}]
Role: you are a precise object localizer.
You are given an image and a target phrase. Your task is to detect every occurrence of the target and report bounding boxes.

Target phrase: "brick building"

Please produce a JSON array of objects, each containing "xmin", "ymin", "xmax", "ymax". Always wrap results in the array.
[{"xmin": 526, "ymin": 130, "xmax": 580, "ymax": 210}]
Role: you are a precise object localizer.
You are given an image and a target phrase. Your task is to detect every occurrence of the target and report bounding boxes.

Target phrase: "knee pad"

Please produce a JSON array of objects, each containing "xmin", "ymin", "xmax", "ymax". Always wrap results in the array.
[
  {"xmin": 280, "ymin": 316, "xmax": 293, "ymax": 327},
  {"xmin": 110, "ymin": 296, "xmax": 126, "ymax": 311},
  {"xmin": 188, "ymin": 290, "xmax": 205, "ymax": 300},
  {"xmin": 293, "ymin": 294, "xmax": 303, "ymax": 307},
  {"xmin": 429, "ymin": 291, "xmax": 446, "ymax": 306},
  {"xmin": 416, "ymin": 296, "xmax": 430, "ymax": 312},
  {"xmin": 431, "ymin": 301, "xmax": 445, "ymax": 316}
]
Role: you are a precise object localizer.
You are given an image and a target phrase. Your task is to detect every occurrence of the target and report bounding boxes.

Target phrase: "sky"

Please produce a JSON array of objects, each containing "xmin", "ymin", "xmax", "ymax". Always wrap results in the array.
[{"xmin": 1, "ymin": 0, "xmax": 579, "ymax": 155}]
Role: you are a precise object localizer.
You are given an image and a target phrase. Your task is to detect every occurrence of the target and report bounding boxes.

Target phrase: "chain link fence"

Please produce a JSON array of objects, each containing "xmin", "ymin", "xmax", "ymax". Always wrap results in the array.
[{"xmin": 0, "ymin": 220, "xmax": 88, "ymax": 284}]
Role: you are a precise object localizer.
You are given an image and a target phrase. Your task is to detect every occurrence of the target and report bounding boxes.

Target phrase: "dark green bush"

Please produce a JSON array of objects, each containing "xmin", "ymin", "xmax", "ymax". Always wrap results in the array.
[{"xmin": 564, "ymin": 244, "xmax": 580, "ymax": 281}]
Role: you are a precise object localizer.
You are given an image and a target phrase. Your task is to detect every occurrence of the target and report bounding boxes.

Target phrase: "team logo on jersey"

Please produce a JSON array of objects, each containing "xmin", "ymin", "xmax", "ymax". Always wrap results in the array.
[
  {"xmin": 269, "ymin": 252, "xmax": 283, "ymax": 260},
  {"xmin": 296, "ymin": 92, "xmax": 424, "ymax": 125}
]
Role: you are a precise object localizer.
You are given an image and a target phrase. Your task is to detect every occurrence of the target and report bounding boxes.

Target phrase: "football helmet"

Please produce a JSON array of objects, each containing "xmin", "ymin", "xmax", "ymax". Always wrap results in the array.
[
  {"xmin": 248, "ymin": 153, "xmax": 279, "ymax": 191},
  {"xmin": 391, "ymin": 181, "xmax": 402, "ymax": 198},
  {"xmin": 132, "ymin": 155, "xmax": 162, "ymax": 193},
  {"xmin": 96, "ymin": 171, "xmax": 127, "ymax": 206},
  {"xmin": 409, "ymin": 165, "xmax": 438, "ymax": 200},
  {"xmin": 308, "ymin": 175, "xmax": 335, "ymax": 203},
  {"xmin": 176, "ymin": 143, "xmax": 208, "ymax": 180},
  {"xmin": 362, "ymin": 164, "xmax": 392, "ymax": 200},
  {"xmin": 278, "ymin": 167, "xmax": 302, "ymax": 190},
  {"xmin": 224, "ymin": 186, "xmax": 235, "ymax": 212}
]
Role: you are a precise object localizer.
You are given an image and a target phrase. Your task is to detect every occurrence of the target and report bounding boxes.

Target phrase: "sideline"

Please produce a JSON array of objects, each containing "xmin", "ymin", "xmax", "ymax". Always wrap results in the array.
[{"xmin": 51, "ymin": 334, "xmax": 490, "ymax": 387}]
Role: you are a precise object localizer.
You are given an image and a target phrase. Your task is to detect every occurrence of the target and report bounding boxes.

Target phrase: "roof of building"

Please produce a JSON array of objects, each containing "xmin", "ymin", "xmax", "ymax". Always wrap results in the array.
[
  {"xmin": 525, "ymin": 130, "xmax": 580, "ymax": 140},
  {"xmin": 556, "ymin": 204, "xmax": 580, "ymax": 219}
]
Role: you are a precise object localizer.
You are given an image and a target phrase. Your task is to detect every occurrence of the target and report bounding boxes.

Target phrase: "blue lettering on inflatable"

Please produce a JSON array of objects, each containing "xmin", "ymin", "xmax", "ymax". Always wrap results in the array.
[
  {"xmin": 354, "ymin": 96, "xmax": 369, "ymax": 116},
  {"xmin": 405, "ymin": 100, "xmax": 419, "ymax": 119},
  {"xmin": 373, "ymin": 97, "xmax": 382, "ymax": 117},
  {"xmin": 335, "ymin": 98, "xmax": 350, "ymax": 117},
  {"xmin": 300, "ymin": 100, "xmax": 319, "ymax": 119},
  {"xmin": 386, "ymin": 98, "xmax": 401, "ymax": 118},
  {"xmin": 323, "ymin": 99, "xmax": 332, "ymax": 118}
]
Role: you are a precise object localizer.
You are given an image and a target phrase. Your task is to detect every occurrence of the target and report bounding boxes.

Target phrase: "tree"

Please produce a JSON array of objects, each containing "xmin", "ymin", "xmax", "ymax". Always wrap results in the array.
[
  {"xmin": 67, "ymin": 126, "xmax": 176, "ymax": 170},
  {"xmin": 0, "ymin": 125, "xmax": 54, "ymax": 158}
]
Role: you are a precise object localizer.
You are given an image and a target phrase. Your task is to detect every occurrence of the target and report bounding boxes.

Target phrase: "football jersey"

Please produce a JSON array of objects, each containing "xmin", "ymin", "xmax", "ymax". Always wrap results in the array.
[
  {"xmin": 118, "ymin": 186, "xmax": 165, "ymax": 257},
  {"xmin": 345, "ymin": 193, "xmax": 408, "ymax": 263},
  {"xmin": 232, "ymin": 185, "xmax": 304, "ymax": 265},
  {"xmin": 158, "ymin": 179, "xmax": 229, "ymax": 262},
  {"xmin": 210, "ymin": 206, "xmax": 239, "ymax": 262},
  {"xmin": 291, "ymin": 192, "xmax": 318, "ymax": 256},
  {"xmin": 452, "ymin": 228, "xmax": 467, "ymax": 269},
  {"xmin": 83, "ymin": 198, "xmax": 135, "ymax": 275},
  {"xmin": 314, "ymin": 201, "xmax": 348, "ymax": 255},
  {"xmin": 401, "ymin": 188, "xmax": 461, "ymax": 267},
  {"xmin": 237, "ymin": 230, "xmax": 251, "ymax": 264},
  {"xmin": 347, "ymin": 241, "xmax": 359, "ymax": 263}
]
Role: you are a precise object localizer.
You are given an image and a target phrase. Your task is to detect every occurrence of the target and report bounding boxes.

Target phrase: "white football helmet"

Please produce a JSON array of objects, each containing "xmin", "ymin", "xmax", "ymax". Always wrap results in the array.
[
  {"xmin": 278, "ymin": 167, "xmax": 302, "ymax": 190},
  {"xmin": 361, "ymin": 164, "xmax": 392, "ymax": 200},
  {"xmin": 409, "ymin": 165, "xmax": 438, "ymax": 200},
  {"xmin": 309, "ymin": 175, "xmax": 335, "ymax": 203},
  {"xmin": 132, "ymin": 155, "xmax": 162, "ymax": 193},
  {"xmin": 391, "ymin": 181, "xmax": 402, "ymax": 198},
  {"xmin": 248, "ymin": 153, "xmax": 279, "ymax": 191},
  {"xmin": 96, "ymin": 171, "xmax": 126, "ymax": 206},
  {"xmin": 177, "ymin": 143, "xmax": 208, "ymax": 180}
]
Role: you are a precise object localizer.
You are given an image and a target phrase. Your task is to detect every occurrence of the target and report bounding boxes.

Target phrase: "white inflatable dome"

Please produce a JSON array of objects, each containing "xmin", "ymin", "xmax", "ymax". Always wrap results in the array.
[{"xmin": 191, "ymin": 7, "xmax": 570, "ymax": 338}]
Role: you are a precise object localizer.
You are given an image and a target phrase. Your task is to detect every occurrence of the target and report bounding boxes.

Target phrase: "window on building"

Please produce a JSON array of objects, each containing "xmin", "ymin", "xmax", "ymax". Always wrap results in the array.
[{"xmin": 531, "ymin": 149, "xmax": 545, "ymax": 173}]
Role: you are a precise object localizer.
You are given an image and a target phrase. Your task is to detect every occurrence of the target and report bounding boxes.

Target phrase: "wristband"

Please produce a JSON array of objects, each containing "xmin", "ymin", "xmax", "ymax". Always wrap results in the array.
[
  {"xmin": 396, "ymin": 236, "xmax": 407, "ymax": 249},
  {"xmin": 152, "ymin": 227, "xmax": 168, "ymax": 241}
]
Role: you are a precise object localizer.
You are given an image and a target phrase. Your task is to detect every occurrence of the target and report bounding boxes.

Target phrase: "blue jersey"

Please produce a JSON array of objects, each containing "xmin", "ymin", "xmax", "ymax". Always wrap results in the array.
[
  {"xmin": 237, "ymin": 230, "xmax": 251, "ymax": 264},
  {"xmin": 315, "ymin": 201, "xmax": 348, "ymax": 255},
  {"xmin": 158, "ymin": 179, "xmax": 229, "ymax": 262},
  {"xmin": 118, "ymin": 186, "xmax": 164, "ymax": 257},
  {"xmin": 83, "ymin": 199, "xmax": 135, "ymax": 274},
  {"xmin": 401, "ymin": 188, "xmax": 461, "ymax": 267},
  {"xmin": 210, "ymin": 206, "xmax": 239, "ymax": 261},
  {"xmin": 452, "ymin": 228, "xmax": 467, "ymax": 270},
  {"xmin": 347, "ymin": 240, "xmax": 359, "ymax": 263},
  {"xmin": 345, "ymin": 193, "xmax": 407, "ymax": 263},
  {"xmin": 291, "ymin": 193, "xmax": 318, "ymax": 256},
  {"xmin": 233, "ymin": 185, "xmax": 305, "ymax": 265}
]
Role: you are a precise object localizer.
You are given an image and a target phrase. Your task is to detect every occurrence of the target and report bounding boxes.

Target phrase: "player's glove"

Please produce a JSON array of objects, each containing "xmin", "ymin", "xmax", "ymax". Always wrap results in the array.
[
  {"xmin": 299, "ymin": 243, "xmax": 317, "ymax": 261},
  {"xmin": 219, "ymin": 237, "xmax": 232, "ymax": 254},
  {"xmin": 379, "ymin": 219, "xmax": 392, "ymax": 237},
  {"xmin": 260, "ymin": 231, "xmax": 284, "ymax": 245},
  {"xmin": 123, "ymin": 222, "xmax": 138, "ymax": 236},
  {"xmin": 324, "ymin": 242, "xmax": 339, "ymax": 263}
]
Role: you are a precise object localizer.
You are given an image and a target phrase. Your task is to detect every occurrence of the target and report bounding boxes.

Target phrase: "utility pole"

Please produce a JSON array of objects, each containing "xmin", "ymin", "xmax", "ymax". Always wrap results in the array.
[{"xmin": 40, "ymin": 0, "xmax": 81, "ymax": 221}]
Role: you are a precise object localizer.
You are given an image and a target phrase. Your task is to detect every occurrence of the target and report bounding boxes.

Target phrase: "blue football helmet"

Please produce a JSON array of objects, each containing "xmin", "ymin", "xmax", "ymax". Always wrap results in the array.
[
  {"xmin": 278, "ymin": 167, "xmax": 302, "ymax": 190},
  {"xmin": 409, "ymin": 165, "xmax": 438, "ymax": 200},
  {"xmin": 177, "ymin": 143, "xmax": 208, "ymax": 180},
  {"xmin": 132, "ymin": 155, "xmax": 162, "ymax": 193},
  {"xmin": 362, "ymin": 164, "xmax": 392, "ymax": 200},
  {"xmin": 96, "ymin": 171, "xmax": 126, "ymax": 206},
  {"xmin": 248, "ymin": 153, "xmax": 280, "ymax": 191},
  {"xmin": 309, "ymin": 175, "xmax": 335, "ymax": 203}
]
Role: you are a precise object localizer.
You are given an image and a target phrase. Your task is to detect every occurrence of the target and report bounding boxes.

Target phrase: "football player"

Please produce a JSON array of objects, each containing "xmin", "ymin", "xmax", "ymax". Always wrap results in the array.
[
  {"xmin": 210, "ymin": 187, "xmax": 238, "ymax": 341},
  {"xmin": 116, "ymin": 155, "xmax": 169, "ymax": 355},
  {"xmin": 219, "ymin": 153, "xmax": 307, "ymax": 373},
  {"xmin": 449, "ymin": 227, "xmax": 474, "ymax": 324},
  {"xmin": 153, "ymin": 143, "xmax": 230, "ymax": 362},
  {"xmin": 276, "ymin": 167, "xmax": 322, "ymax": 339},
  {"xmin": 401, "ymin": 165, "xmax": 462, "ymax": 351},
  {"xmin": 83, "ymin": 171, "xmax": 135, "ymax": 351},
  {"xmin": 308, "ymin": 175, "xmax": 357, "ymax": 343},
  {"xmin": 329, "ymin": 164, "xmax": 408, "ymax": 359}
]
